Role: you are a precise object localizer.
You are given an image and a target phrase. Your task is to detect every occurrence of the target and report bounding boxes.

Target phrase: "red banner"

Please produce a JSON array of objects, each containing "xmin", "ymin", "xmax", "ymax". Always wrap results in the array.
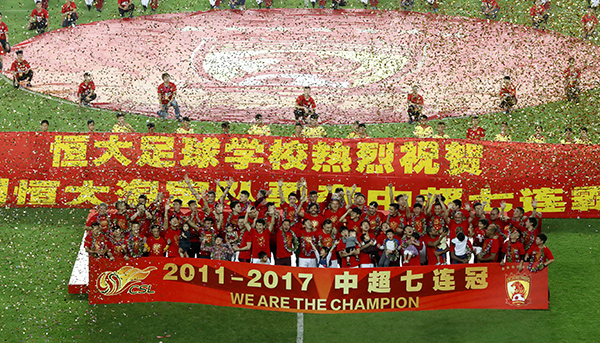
[
  {"xmin": 1, "ymin": 132, "xmax": 599, "ymax": 217},
  {"xmin": 88, "ymin": 258, "xmax": 548, "ymax": 312}
]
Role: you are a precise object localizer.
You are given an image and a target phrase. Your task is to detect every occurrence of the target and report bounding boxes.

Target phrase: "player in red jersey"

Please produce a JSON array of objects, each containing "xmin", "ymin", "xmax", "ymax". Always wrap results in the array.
[
  {"xmin": 564, "ymin": 57, "xmax": 581, "ymax": 101},
  {"xmin": 323, "ymin": 198, "xmax": 346, "ymax": 231},
  {"xmin": 409, "ymin": 203, "xmax": 428, "ymax": 236},
  {"xmin": 294, "ymin": 218, "xmax": 320, "ymax": 268},
  {"xmin": 184, "ymin": 174, "xmax": 231, "ymax": 215},
  {"xmin": 363, "ymin": 201, "xmax": 385, "ymax": 234},
  {"xmin": 476, "ymin": 225, "xmax": 500, "ymax": 263},
  {"xmin": 339, "ymin": 207, "xmax": 363, "ymax": 233},
  {"xmin": 107, "ymin": 226, "xmax": 129, "ymax": 260},
  {"xmin": 118, "ymin": 0, "xmax": 136, "ymax": 18},
  {"xmin": 423, "ymin": 226, "xmax": 448, "ymax": 265},
  {"xmin": 86, "ymin": 203, "xmax": 112, "ymax": 232},
  {"xmin": 29, "ymin": 2, "xmax": 49, "ymax": 34},
  {"xmin": 157, "ymin": 73, "xmax": 181, "ymax": 120},
  {"xmin": 85, "ymin": 223, "xmax": 109, "ymax": 259},
  {"xmin": 425, "ymin": 194, "xmax": 447, "ymax": 235},
  {"xmin": 466, "ymin": 116, "xmax": 485, "ymax": 140},
  {"xmin": 481, "ymin": 0, "xmax": 499, "ymax": 19},
  {"xmin": 110, "ymin": 200, "xmax": 129, "ymax": 233},
  {"xmin": 582, "ymin": 7, "xmax": 598, "ymax": 39},
  {"xmin": 519, "ymin": 233, "xmax": 554, "ymax": 272},
  {"xmin": 146, "ymin": 226, "xmax": 168, "ymax": 257},
  {"xmin": 129, "ymin": 204, "xmax": 153, "ymax": 237},
  {"xmin": 126, "ymin": 223, "xmax": 147, "ymax": 258},
  {"xmin": 300, "ymin": 203, "xmax": 325, "ymax": 232},
  {"xmin": 499, "ymin": 76, "xmax": 517, "ymax": 113},
  {"xmin": 407, "ymin": 85, "xmax": 423, "ymax": 124},
  {"xmin": 500, "ymin": 230, "xmax": 525, "ymax": 265},
  {"xmin": 10, "ymin": 50, "xmax": 33, "ymax": 89},
  {"xmin": 275, "ymin": 219, "xmax": 297, "ymax": 266},
  {"xmin": 521, "ymin": 217, "xmax": 542, "ymax": 251},
  {"xmin": 530, "ymin": 0, "xmax": 549, "ymax": 30},
  {"xmin": 61, "ymin": 0, "xmax": 78, "ymax": 27},
  {"xmin": 0, "ymin": 12, "xmax": 11, "ymax": 71},
  {"xmin": 78, "ymin": 72, "xmax": 96, "ymax": 107},
  {"xmin": 234, "ymin": 223, "xmax": 252, "ymax": 263},
  {"xmin": 387, "ymin": 202, "xmax": 408, "ymax": 237},
  {"xmin": 247, "ymin": 218, "xmax": 274, "ymax": 263},
  {"xmin": 163, "ymin": 203, "xmax": 182, "ymax": 258},
  {"xmin": 294, "ymin": 86, "xmax": 316, "ymax": 122}
]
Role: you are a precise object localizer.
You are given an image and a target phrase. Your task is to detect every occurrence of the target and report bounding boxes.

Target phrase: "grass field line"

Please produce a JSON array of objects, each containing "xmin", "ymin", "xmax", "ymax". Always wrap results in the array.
[{"xmin": 297, "ymin": 312, "xmax": 304, "ymax": 343}]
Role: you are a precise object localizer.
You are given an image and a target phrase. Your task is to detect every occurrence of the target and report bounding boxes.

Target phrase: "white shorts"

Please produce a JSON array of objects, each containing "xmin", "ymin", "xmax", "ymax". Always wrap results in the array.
[
  {"xmin": 251, "ymin": 258, "xmax": 270, "ymax": 264},
  {"xmin": 329, "ymin": 260, "xmax": 340, "ymax": 268},
  {"xmin": 360, "ymin": 263, "xmax": 375, "ymax": 268},
  {"xmin": 298, "ymin": 257, "xmax": 317, "ymax": 268}
]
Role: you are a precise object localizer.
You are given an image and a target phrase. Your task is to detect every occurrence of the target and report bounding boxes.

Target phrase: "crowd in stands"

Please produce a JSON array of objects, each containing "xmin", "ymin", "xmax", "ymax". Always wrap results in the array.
[{"xmin": 84, "ymin": 178, "xmax": 554, "ymax": 271}]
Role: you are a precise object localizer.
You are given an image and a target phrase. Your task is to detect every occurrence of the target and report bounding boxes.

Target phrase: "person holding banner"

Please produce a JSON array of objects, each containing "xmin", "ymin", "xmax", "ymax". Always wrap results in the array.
[
  {"xmin": 519, "ymin": 233, "xmax": 554, "ymax": 272},
  {"xmin": 275, "ymin": 219, "xmax": 297, "ymax": 266},
  {"xmin": 500, "ymin": 230, "xmax": 525, "ymax": 265},
  {"xmin": 247, "ymin": 217, "xmax": 274, "ymax": 264},
  {"xmin": 146, "ymin": 226, "xmax": 168, "ymax": 257},
  {"xmin": 10, "ymin": 50, "xmax": 34, "ymax": 89}
]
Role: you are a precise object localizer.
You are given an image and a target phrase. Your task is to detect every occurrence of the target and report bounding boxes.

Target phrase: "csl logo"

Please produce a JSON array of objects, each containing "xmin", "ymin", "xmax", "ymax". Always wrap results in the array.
[
  {"xmin": 505, "ymin": 274, "xmax": 532, "ymax": 307},
  {"xmin": 97, "ymin": 266, "xmax": 157, "ymax": 296}
]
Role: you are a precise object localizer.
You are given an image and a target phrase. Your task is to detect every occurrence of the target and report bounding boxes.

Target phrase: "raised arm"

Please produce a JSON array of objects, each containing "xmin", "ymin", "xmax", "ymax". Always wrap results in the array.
[{"xmin": 278, "ymin": 179, "xmax": 286, "ymax": 205}]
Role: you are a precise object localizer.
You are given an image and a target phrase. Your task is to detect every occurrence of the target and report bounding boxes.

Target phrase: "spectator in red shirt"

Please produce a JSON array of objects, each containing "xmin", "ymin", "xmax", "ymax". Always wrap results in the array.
[
  {"xmin": 118, "ymin": 0, "xmax": 136, "ymax": 18},
  {"xmin": 10, "ymin": 50, "xmax": 33, "ymax": 89},
  {"xmin": 294, "ymin": 86, "xmax": 316, "ymax": 123},
  {"xmin": 530, "ymin": 0, "xmax": 549, "ymax": 30},
  {"xmin": 407, "ymin": 85, "xmax": 423, "ymax": 124},
  {"xmin": 564, "ymin": 57, "xmax": 581, "ymax": 102},
  {"xmin": 481, "ymin": 0, "xmax": 499, "ymax": 20},
  {"xmin": 157, "ymin": 73, "xmax": 181, "ymax": 120},
  {"xmin": 499, "ymin": 76, "xmax": 517, "ymax": 114},
  {"xmin": 28, "ymin": 2, "xmax": 49, "ymax": 35},
  {"xmin": 466, "ymin": 116, "xmax": 486, "ymax": 140},
  {"xmin": 78, "ymin": 72, "xmax": 97, "ymax": 107},
  {"xmin": 582, "ymin": 7, "xmax": 598, "ymax": 38},
  {"xmin": 61, "ymin": 0, "xmax": 78, "ymax": 28}
]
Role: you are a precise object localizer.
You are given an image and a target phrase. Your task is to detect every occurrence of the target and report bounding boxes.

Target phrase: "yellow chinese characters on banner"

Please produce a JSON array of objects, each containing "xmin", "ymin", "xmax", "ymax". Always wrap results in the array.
[
  {"xmin": 468, "ymin": 188, "xmax": 515, "ymax": 212},
  {"xmin": 356, "ymin": 142, "xmax": 395, "ymax": 174},
  {"xmin": 180, "ymin": 137, "xmax": 220, "ymax": 169},
  {"xmin": 65, "ymin": 180, "xmax": 109, "ymax": 205},
  {"xmin": 116, "ymin": 179, "xmax": 160, "ymax": 202},
  {"xmin": 268, "ymin": 140, "xmax": 308, "ymax": 171},
  {"xmin": 520, "ymin": 188, "xmax": 565, "ymax": 213},
  {"xmin": 571, "ymin": 186, "xmax": 600, "ymax": 212},
  {"xmin": 15, "ymin": 180, "xmax": 61, "ymax": 205},
  {"xmin": 94, "ymin": 135, "xmax": 133, "ymax": 166},
  {"xmin": 399, "ymin": 141, "xmax": 440, "ymax": 175},
  {"xmin": 137, "ymin": 136, "xmax": 175, "ymax": 168},
  {"xmin": 312, "ymin": 142, "xmax": 351, "ymax": 173},
  {"xmin": 51, "ymin": 135, "xmax": 89, "ymax": 167},
  {"xmin": 224, "ymin": 138, "xmax": 265, "ymax": 170},
  {"xmin": 445, "ymin": 142, "xmax": 483, "ymax": 176},
  {"xmin": 0, "ymin": 178, "xmax": 8, "ymax": 204}
]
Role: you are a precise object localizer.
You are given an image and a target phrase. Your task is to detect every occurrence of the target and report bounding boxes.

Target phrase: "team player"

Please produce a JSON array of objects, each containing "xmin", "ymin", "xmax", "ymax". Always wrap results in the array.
[
  {"xmin": 112, "ymin": 113, "xmax": 135, "ymax": 133},
  {"xmin": 10, "ymin": 50, "xmax": 33, "ymax": 89},
  {"xmin": 29, "ymin": 2, "xmax": 49, "ymax": 35},
  {"xmin": 499, "ymin": 76, "xmax": 517, "ymax": 114},
  {"xmin": 157, "ymin": 73, "xmax": 181, "ymax": 120},
  {"xmin": 61, "ymin": 0, "xmax": 78, "ymax": 28},
  {"xmin": 301, "ymin": 114, "xmax": 327, "ymax": 138},
  {"xmin": 0, "ymin": 12, "xmax": 10, "ymax": 71},
  {"xmin": 519, "ymin": 233, "xmax": 554, "ymax": 272},
  {"xmin": 407, "ymin": 85, "xmax": 424, "ymax": 124},
  {"xmin": 118, "ymin": 0, "xmax": 136, "ymax": 18},
  {"xmin": 564, "ymin": 57, "xmax": 581, "ymax": 102},
  {"xmin": 582, "ymin": 7, "xmax": 598, "ymax": 39},
  {"xmin": 78, "ymin": 72, "xmax": 96, "ymax": 107},
  {"xmin": 294, "ymin": 86, "xmax": 316, "ymax": 122}
]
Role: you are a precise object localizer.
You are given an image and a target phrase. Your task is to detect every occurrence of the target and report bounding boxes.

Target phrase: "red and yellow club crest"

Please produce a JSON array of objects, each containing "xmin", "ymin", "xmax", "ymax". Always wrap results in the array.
[
  {"xmin": 97, "ymin": 266, "xmax": 157, "ymax": 296},
  {"xmin": 505, "ymin": 274, "xmax": 532, "ymax": 307}
]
